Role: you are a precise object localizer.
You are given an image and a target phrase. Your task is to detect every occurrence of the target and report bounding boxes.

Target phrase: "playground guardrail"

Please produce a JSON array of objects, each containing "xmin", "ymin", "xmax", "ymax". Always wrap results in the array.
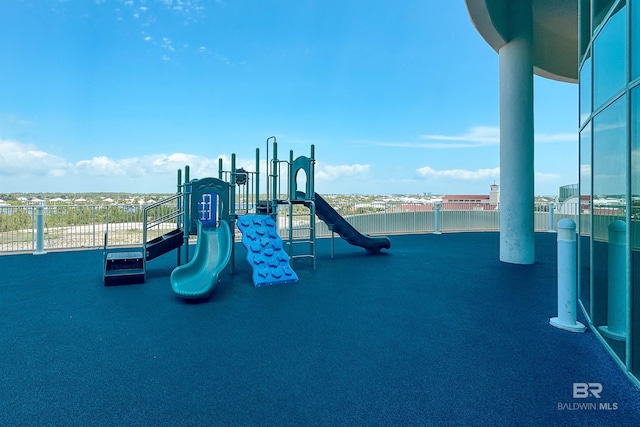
[{"xmin": 0, "ymin": 201, "xmax": 583, "ymax": 254}]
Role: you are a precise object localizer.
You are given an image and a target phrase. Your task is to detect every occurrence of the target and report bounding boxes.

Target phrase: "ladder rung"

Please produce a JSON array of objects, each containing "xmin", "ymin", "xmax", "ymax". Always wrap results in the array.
[{"xmin": 291, "ymin": 254, "xmax": 314, "ymax": 259}]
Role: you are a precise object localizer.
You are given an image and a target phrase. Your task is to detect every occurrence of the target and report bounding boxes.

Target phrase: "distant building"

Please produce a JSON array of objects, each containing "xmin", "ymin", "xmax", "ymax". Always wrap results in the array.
[
  {"xmin": 441, "ymin": 184, "xmax": 500, "ymax": 211},
  {"xmin": 27, "ymin": 198, "xmax": 45, "ymax": 206},
  {"xmin": 558, "ymin": 183, "xmax": 578, "ymax": 203}
]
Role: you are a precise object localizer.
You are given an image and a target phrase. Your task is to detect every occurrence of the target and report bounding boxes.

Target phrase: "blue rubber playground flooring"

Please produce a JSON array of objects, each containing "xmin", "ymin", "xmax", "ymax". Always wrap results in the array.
[{"xmin": 1, "ymin": 232, "xmax": 640, "ymax": 426}]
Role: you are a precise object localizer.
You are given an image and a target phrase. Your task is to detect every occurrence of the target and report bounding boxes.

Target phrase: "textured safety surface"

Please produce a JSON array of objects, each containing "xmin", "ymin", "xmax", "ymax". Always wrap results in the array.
[
  {"xmin": 237, "ymin": 215, "xmax": 299, "ymax": 287},
  {"xmin": 2, "ymin": 233, "xmax": 640, "ymax": 425}
]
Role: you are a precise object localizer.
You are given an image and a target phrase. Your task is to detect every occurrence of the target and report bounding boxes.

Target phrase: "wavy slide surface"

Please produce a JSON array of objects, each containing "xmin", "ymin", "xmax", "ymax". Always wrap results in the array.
[
  {"xmin": 170, "ymin": 220, "xmax": 232, "ymax": 299},
  {"xmin": 314, "ymin": 192, "xmax": 391, "ymax": 254}
]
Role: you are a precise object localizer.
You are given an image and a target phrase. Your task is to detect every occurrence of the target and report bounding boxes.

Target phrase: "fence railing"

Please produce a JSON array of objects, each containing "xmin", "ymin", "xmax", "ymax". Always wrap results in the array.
[{"xmin": 0, "ymin": 201, "xmax": 581, "ymax": 254}]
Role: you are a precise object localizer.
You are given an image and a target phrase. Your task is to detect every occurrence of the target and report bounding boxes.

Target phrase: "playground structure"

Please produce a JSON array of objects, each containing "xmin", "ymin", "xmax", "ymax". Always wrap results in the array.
[{"xmin": 103, "ymin": 137, "xmax": 391, "ymax": 297}]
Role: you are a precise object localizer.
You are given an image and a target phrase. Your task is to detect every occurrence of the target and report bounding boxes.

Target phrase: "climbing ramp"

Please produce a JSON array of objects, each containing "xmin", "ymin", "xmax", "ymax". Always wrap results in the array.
[{"xmin": 237, "ymin": 215, "xmax": 299, "ymax": 287}]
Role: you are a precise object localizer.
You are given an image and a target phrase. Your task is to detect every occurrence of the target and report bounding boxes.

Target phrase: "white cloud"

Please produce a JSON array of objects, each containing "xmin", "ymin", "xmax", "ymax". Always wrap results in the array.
[
  {"xmin": 375, "ymin": 126, "xmax": 577, "ymax": 149},
  {"xmin": 316, "ymin": 163, "xmax": 370, "ymax": 181},
  {"xmin": 420, "ymin": 126, "xmax": 499, "ymax": 147},
  {"xmin": 0, "ymin": 139, "xmax": 69, "ymax": 177},
  {"xmin": 535, "ymin": 132, "xmax": 578, "ymax": 143},
  {"xmin": 0, "ymin": 139, "xmax": 240, "ymax": 192},
  {"xmin": 76, "ymin": 156, "xmax": 128, "ymax": 176},
  {"xmin": 535, "ymin": 171, "xmax": 562, "ymax": 181},
  {"xmin": 416, "ymin": 165, "xmax": 500, "ymax": 180},
  {"xmin": 161, "ymin": 37, "xmax": 175, "ymax": 51}
]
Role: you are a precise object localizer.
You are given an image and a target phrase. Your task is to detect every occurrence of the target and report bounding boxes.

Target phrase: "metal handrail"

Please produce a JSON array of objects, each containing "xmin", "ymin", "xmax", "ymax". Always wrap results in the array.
[
  {"xmin": 142, "ymin": 193, "xmax": 184, "ymax": 244},
  {"xmin": 142, "ymin": 193, "xmax": 184, "ymax": 275}
]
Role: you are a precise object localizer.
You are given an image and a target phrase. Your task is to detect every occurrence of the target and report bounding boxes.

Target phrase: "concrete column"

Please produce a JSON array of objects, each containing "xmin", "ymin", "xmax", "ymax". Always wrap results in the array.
[{"xmin": 498, "ymin": 0, "xmax": 535, "ymax": 264}]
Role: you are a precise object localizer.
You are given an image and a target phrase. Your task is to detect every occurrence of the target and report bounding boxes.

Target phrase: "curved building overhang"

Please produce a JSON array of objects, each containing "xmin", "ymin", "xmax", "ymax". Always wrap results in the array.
[{"xmin": 465, "ymin": 0, "xmax": 578, "ymax": 83}]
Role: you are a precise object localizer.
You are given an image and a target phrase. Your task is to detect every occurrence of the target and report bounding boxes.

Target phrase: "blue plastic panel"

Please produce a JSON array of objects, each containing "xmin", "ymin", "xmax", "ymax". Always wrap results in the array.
[{"xmin": 237, "ymin": 215, "xmax": 299, "ymax": 287}]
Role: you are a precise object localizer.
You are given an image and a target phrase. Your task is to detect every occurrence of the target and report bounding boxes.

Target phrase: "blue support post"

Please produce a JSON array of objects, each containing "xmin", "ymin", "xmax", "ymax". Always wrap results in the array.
[
  {"xmin": 548, "ymin": 202, "xmax": 555, "ymax": 232},
  {"xmin": 434, "ymin": 202, "xmax": 441, "ymax": 234},
  {"xmin": 550, "ymin": 219, "xmax": 585, "ymax": 332}
]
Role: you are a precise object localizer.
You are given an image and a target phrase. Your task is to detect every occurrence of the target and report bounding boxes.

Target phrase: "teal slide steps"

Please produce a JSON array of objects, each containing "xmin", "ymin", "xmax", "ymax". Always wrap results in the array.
[
  {"xmin": 170, "ymin": 220, "xmax": 233, "ymax": 299},
  {"xmin": 237, "ymin": 215, "xmax": 299, "ymax": 287}
]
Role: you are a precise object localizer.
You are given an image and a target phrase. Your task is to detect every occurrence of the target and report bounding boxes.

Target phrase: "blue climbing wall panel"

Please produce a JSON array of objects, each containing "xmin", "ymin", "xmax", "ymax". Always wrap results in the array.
[{"xmin": 237, "ymin": 215, "xmax": 299, "ymax": 287}]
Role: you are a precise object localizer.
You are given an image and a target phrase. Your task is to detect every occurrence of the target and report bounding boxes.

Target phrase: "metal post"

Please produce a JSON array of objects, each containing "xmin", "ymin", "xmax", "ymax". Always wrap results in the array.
[
  {"xmin": 255, "ymin": 148, "xmax": 260, "ymax": 213},
  {"xmin": 548, "ymin": 202, "xmax": 555, "ymax": 232},
  {"xmin": 183, "ymin": 166, "xmax": 191, "ymax": 262},
  {"xmin": 271, "ymin": 141, "xmax": 278, "ymax": 221},
  {"xmin": 331, "ymin": 230, "xmax": 335, "ymax": 259},
  {"xmin": 33, "ymin": 205, "xmax": 47, "ymax": 255},
  {"xmin": 599, "ymin": 220, "xmax": 627, "ymax": 340},
  {"xmin": 176, "ymin": 168, "xmax": 183, "ymax": 265},
  {"xmin": 229, "ymin": 155, "xmax": 237, "ymax": 274},
  {"xmin": 266, "ymin": 136, "xmax": 276, "ymax": 209},
  {"xmin": 550, "ymin": 218, "xmax": 585, "ymax": 332},
  {"xmin": 92, "ymin": 206, "xmax": 96, "ymax": 247},
  {"xmin": 231, "ymin": 154, "xmax": 237, "ymax": 215},
  {"xmin": 310, "ymin": 144, "xmax": 315, "ymax": 197},
  {"xmin": 434, "ymin": 202, "xmax": 441, "ymax": 234}
]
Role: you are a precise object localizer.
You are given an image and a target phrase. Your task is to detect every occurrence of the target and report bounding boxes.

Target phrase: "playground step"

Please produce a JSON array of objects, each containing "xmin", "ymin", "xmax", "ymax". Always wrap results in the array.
[
  {"xmin": 146, "ymin": 228, "xmax": 184, "ymax": 261},
  {"xmin": 104, "ymin": 251, "xmax": 145, "ymax": 286}
]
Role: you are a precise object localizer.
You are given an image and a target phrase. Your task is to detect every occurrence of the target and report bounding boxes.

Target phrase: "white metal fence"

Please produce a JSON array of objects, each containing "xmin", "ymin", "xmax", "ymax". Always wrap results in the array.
[{"xmin": 0, "ymin": 201, "xmax": 580, "ymax": 254}]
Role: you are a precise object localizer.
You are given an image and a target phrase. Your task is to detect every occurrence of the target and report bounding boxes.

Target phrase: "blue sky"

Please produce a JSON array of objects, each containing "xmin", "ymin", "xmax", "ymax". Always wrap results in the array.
[{"xmin": 0, "ymin": 0, "xmax": 578, "ymax": 196}]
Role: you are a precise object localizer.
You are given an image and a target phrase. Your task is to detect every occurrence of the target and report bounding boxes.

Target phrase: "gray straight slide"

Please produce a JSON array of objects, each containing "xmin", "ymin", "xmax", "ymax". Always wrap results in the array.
[{"xmin": 313, "ymin": 192, "xmax": 391, "ymax": 254}]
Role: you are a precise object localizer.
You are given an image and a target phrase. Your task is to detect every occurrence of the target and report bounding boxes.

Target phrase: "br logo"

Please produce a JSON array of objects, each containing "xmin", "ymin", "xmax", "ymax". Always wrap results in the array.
[{"xmin": 573, "ymin": 383, "xmax": 602, "ymax": 398}]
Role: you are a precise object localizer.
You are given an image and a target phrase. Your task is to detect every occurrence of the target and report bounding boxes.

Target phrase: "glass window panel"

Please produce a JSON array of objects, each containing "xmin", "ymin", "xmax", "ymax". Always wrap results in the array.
[
  {"xmin": 580, "ymin": 54, "xmax": 592, "ymax": 125},
  {"xmin": 579, "ymin": 122, "xmax": 592, "ymax": 315},
  {"xmin": 580, "ymin": 0, "xmax": 591, "ymax": 58},
  {"xmin": 631, "ymin": 87, "xmax": 640, "ymax": 375},
  {"xmin": 580, "ymin": 123, "xmax": 593, "ymax": 190},
  {"xmin": 594, "ymin": 0, "xmax": 617, "ymax": 34},
  {"xmin": 633, "ymin": 88, "xmax": 640, "ymax": 201},
  {"xmin": 593, "ymin": 95, "xmax": 627, "ymax": 202},
  {"xmin": 594, "ymin": 5, "xmax": 627, "ymax": 108},
  {"xmin": 592, "ymin": 95, "xmax": 627, "ymax": 361},
  {"xmin": 634, "ymin": 0, "xmax": 640, "ymax": 79}
]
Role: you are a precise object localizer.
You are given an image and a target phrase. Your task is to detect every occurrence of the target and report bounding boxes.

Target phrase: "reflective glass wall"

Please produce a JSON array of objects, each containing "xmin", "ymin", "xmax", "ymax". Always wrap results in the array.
[{"xmin": 579, "ymin": 0, "xmax": 640, "ymax": 382}]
